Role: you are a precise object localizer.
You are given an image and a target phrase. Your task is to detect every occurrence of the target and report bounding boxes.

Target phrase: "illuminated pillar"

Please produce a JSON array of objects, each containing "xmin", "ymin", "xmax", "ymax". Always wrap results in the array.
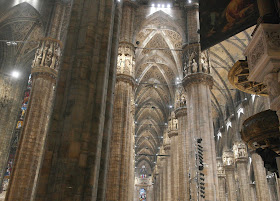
[{"xmin": 223, "ymin": 151, "xmax": 237, "ymax": 201}]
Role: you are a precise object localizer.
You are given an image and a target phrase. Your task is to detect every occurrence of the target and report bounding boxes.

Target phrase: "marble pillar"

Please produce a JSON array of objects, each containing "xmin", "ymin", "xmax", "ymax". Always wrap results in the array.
[
  {"xmin": 168, "ymin": 112, "xmax": 179, "ymax": 200},
  {"xmin": 182, "ymin": 3, "xmax": 219, "ymax": 200},
  {"xmin": 106, "ymin": 2, "xmax": 136, "ymax": 200},
  {"xmin": 252, "ymin": 152, "xmax": 270, "ymax": 201},
  {"xmin": 4, "ymin": 1, "xmax": 69, "ymax": 198},
  {"xmin": 175, "ymin": 106, "xmax": 188, "ymax": 201},
  {"xmin": 223, "ymin": 151, "xmax": 237, "ymax": 201},
  {"xmin": 34, "ymin": 0, "xmax": 121, "ymax": 200},
  {"xmin": 233, "ymin": 141, "xmax": 252, "ymax": 201},
  {"xmin": 163, "ymin": 133, "xmax": 171, "ymax": 201},
  {"xmin": 217, "ymin": 158, "xmax": 227, "ymax": 201}
]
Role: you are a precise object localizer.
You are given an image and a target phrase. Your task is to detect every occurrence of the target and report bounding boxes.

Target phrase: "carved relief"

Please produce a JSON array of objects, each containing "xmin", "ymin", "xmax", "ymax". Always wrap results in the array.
[
  {"xmin": 263, "ymin": 73, "xmax": 280, "ymax": 102},
  {"xmin": 117, "ymin": 43, "xmax": 135, "ymax": 77},
  {"xmin": 222, "ymin": 151, "xmax": 234, "ymax": 166},
  {"xmin": 264, "ymin": 30, "xmax": 280, "ymax": 50},
  {"xmin": 248, "ymin": 36, "xmax": 265, "ymax": 68},
  {"xmin": 233, "ymin": 141, "xmax": 248, "ymax": 160},
  {"xmin": 32, "ymin": 38, "xmax": 62, "ymax": 71}
]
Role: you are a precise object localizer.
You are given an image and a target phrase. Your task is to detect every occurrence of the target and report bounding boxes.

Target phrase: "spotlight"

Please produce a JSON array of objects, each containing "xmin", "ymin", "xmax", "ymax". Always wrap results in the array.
[
  {"xmin": 11, "ymin": 71, "xmax": 20, "ymax": 78},
  {"xmin": 151, "ymin": 3, "xmax": 155, "ymax": 7}
]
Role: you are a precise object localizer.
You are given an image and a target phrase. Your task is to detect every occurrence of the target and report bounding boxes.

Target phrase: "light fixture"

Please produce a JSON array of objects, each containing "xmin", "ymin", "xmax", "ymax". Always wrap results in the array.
[
  {"xmin": 11, "ymin": 71, "xmax": 20, "ymax": 78},
  {"xmin": 167, "ymin": 4, "xmax": 171, "ymax": 8},
  {"xmin": 151, "ymin": 3, "xmax": 155, "ymax": 7},
  {"xmin": 169, "ymin": 105, "xmax": 173, "ymax": 108},
  {"xmin": 157, "ymin": 4, "xmax": 160, "ymax": 7}
]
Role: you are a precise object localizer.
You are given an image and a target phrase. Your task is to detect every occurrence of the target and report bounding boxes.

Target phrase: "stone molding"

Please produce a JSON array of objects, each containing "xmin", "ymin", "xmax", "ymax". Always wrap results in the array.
[
  {"xmin": 116, "ymin": 74, "xmax": 135, "ymax": 87},
  {"xmin": 168, "ymin": 130, "xmax": 178, "ymax": 138},
  {"xmin": 182, "ymin": 73, "xmax": 213, "ymax": 89},
  {"xmin": 174, "ymin": 107, "xmax": 187, "ymax": 118},
  {"xmin": 244, "ymin": 24, "xmax": 280, "ymax": 83},
  {"xmin": 31, "ymin": 66, "xmax": 58, "ymax": 81}
]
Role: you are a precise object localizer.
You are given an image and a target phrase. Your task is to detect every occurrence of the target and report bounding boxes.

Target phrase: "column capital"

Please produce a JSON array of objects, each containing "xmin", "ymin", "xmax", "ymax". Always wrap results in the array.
[
  {"xmin": 31, "ymin": 38, "xmax": 62, "ymax": 80},
  {"xmin": 222, "ymin": 150, "xmax": 235, "ymax": 168},
  {"xmin": 116, "ymin": 74, "xmax": 135, "ymax": 87},
  {"xmin": 182, "ymin": 73, "xmax": 213, "ymax": 89},
  {"xmin": 174, "ymin": 107, "xmax": 187, "ymax": 118},
  {"xmin": 233, "ymin": 141, "xmax": 249, "ymax": 163}
]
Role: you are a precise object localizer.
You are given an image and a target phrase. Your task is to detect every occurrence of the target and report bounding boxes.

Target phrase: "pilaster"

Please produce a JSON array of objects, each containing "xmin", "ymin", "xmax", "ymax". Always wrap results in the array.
[
  {"xmin": 251, "ymin": 152, "xmax": 270, "ymax": 201},
  {"xmin": 233, "ymin": 141, "xmax": 252, "ymax": 201},
  {"xmin": 223, "ymin": 151, "xmax": 237, "ymax": 201}
]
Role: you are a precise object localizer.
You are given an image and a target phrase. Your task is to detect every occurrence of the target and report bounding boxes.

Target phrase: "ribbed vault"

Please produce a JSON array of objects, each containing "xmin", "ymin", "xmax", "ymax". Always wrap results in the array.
[{"xmin": 134, "ymin": 10, "xmax": 182, "ymax": 174}]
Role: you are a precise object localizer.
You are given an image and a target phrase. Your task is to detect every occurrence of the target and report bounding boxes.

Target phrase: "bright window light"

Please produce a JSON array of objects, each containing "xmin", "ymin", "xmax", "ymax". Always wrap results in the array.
[
  {"xmin": 167, "ymin": 4, "xmax": 171, "ymax": 8},
  {"xmin": 11, "ymin": 71, "xmax": 20, "ymax": 78},
  {"xmin": 151, "ymin": 3, "xmax": 155, "ymax": 7},
  {"xmin": 157, "ymin": 4, "xmax": 160, "ymax": 7}
]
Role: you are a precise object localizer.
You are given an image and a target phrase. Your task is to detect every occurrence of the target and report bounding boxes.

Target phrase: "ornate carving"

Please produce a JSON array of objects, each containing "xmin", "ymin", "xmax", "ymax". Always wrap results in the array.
[
  {"xmin": 248, "ymin": 36, "xmax": 265, "ymax": 68},
  {"xmin": 264, "ymin": 30, "xmax": 280, "ymax": 50},
  {"xmin": 32, "ymin": 38, "xmax": 62, "ymax": 71},
  {"xmin": 182, "ymin": 73, "xmax": 213, "ymax": 89},
  {"xmin": 222, "ymin": 151, "xmax": 234, "ymax": 166},
  {"xmin": 263, "ymin": 73, "xmax": 280, "ymax": 101},
  {"xmin": 217, "ymin": 161, "xmax": 226, "ymax": 176},
  {"xmin": 116, "ymin": 74, "xmax": 135, "ymax": 87},
  {"xmin": 168, "ymin": 112, "xmax": 178, "ymax": 138},
  {"xmin": 117, "ymin": 42, "xmax": 135, "ymax": 77},
  {"xmin": 233, "ymin": 141, "xmax": 248, "ymax": 161},
  {"xmin": 174, "ymin": 107, "xmax": 187, "ymax": 118},
  {"xmin": 228, "ymin": 60, "xmax": 268, "ymax": 96},
  {"xmin": 241, "ymin": 110, "xmax": 280, "ymax": 153}
]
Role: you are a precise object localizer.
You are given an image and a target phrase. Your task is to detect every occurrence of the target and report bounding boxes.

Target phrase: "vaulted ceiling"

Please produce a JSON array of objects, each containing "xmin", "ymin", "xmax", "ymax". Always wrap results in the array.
[{"xmin": 134, "ymin": 11, "xmax": 182, "ymax": 173}]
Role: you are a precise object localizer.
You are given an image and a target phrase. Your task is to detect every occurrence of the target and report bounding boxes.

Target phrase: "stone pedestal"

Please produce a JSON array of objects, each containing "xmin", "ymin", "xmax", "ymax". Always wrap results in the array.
[
  {"xmin": 233, "ymin": 142, "xmax": 252, "ymax": 201},
  {"xmin": 251, "ymin": 152, "xmax": 270, "ymax": 201},
  {"xmin": 223, "ymin": 151, "xmax": 237, "ymax": 201},
  {"xmin": 244, "ymin": 24, "xmax": 280, "ymax": 123}
]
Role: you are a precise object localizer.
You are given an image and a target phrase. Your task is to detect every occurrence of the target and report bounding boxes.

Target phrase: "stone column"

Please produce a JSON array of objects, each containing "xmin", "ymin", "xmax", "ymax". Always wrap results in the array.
[
  {"xmin": 168, "ymin": 112, "xmax": 179, "ymax": 200},
  {"xmin": 163, "ymin": 133, "xmax": 171, "ymax": 201},
  {"xmin": 175, "ymin": 106, "xmax": 188, "ymax": 201},
  {"xmin": 159, "ymin": 152, "xmax": 167, "ymax": 201},
  {"xmin": 34, "ymin": 0, "xmax": 121, "ymax": 199},
  {"xmin": 223, "ymin": 151, "xmax": 237, "ymax": 201},
  {"xmin": 182, "ymin": 3, "xmax": 219, "ymax": 200},
  {"xmin": 217, "ymin": 158, "xmax": 227, "ymax": 201},
  {"xmin": 106, "ymin": 2, "xmax": 136, "ymax": 200},
  {"xmin": 233, "ymin": 141, "xmax": 252, "ymax": 201},
  {"xmin": 251, "ymin": 152, "xmax": 270, "ymax": 201},
  {"xmin": 4, "ymin": 1, "xmax": 69, "ymax": 197}
]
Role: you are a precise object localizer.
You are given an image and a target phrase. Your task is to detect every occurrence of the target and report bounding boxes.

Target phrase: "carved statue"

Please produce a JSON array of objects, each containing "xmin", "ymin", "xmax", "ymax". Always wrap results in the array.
[
  {"xmin": 191, "ymin": 59, "xmax": 198, "ymax": 73},
  {"xmin": 222, "ymin": 151, "xmax": 234, "ymax": 166},
  {"xmin": 233, "ymin": 141, "xmax": 248, "ymax": 159}
]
